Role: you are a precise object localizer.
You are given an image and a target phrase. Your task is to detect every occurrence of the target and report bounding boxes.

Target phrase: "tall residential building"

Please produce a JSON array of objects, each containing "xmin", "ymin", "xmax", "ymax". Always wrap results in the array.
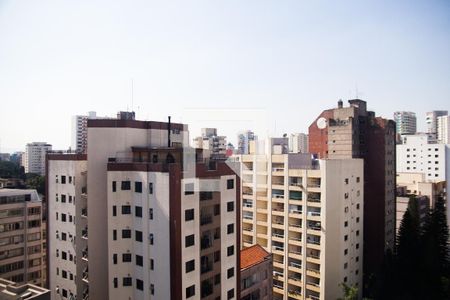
[
  {"xmin": 426, "ymin": 110, "xmax": 448, "ymax": 139},
  {"xmin": 393, "ymin": 111, "xmax": 416, "ymax": 135},
  {"xmin": 71, "ymin": 112, "xmax": 97, "ymax": 154},
  {"xmin": 289, "ymin": 133, "xmax": 308, "ymax": 153},
  {"xmin": 437, "ymin": 115, "xmax": 450, "ymax": 144},
  {"xmin": 237, "ymin": 131, "xmax": 256, "ymax": 155},
  {"xmin": 24, "ymin": 143, "xmax": 52, "ymax": 176},
  {"xmin": 193, "ymin": 128, "xmax": 227, "ymax": 157},
  {"xmin": 47, "ymin": 153, "xmax": 88, "ymax": 300},
  {"xmin": 308, "ymin": 99, "xmax": 396, "ymax": 288},
  {"xmin": 238, "ymin": 139, "xmax": 364, "ymax": 300},
  {"xmin": 0, "ymin": 189, "xmax": 46, "ymax": 287},
  {"xmin": 240, "ymin": 244, "xmax": 273, "ymax": 300},
  {"xmin": 10, "ymin": 151, "xmax": 24, "ymax": 166},
  {"xmin": 48, "ymin": 116, "xmax": 241, "ymax": 300}
]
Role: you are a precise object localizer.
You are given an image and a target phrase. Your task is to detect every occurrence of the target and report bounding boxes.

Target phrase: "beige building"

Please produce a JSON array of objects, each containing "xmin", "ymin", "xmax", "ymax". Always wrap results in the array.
[
  {"xmin": 24, "ymin": 143, "xmax": 52, "ymax": 176},
  {"xmin": 396, "ymin": 187, "xmax": 429, "ymax": 235},
  {"xmin": 193, "ymin": 128, "xmax": 227, "ymax": 157},
  {"xmin": 240, "ymin": 244, "xmax": 273, "ymax": 300},
  {"xmin": 237, "ymin": 139, "xmax": 364, "ymax": 300},
  {"xmin": 47, "ymin": 154, "xmax": 88, "ymax": 300},
  {"xmin": 0, "ymin": 189, "xmax": 46, "ymax": 287},
  {"xmin": 396, "ymin": 172, "xmax": 446, "ymax": 209}
]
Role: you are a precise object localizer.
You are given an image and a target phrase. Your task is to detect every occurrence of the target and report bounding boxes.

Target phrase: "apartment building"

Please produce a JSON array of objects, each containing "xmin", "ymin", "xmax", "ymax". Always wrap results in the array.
[
  {"xmin": 437, "ymin": 115, "xmax": 450, "ymax": 144},
  {"xmin": 237, "ymin": 131, "xmax": 256, "ymax": 155},
  {"xmin": 396, "ymin": 172, "xmax": 446, "ymax": 209},
  {"xmin": 393, "ymin": 111, "xmax": 417, "ymax": 136},
  {"xmin": 47, "ymin": 154, "xmax": 88, "ymax": 300},
  {"xmin": 396, "ymin": 187, "xmax": 429, "ymax": 235},
  {"xmin": 426, "ymin": 110, "xmax": 447, "ymax": 139},
  {"xmin": 240, "ymin": 244, "xmax": 273, "ymax": 300},
  {"xmin": 0, "ymin": 189, "xmax": 46, "ymax": 287},
  {"xmin": 238, "ymin": 139, "xmax": 364, "ymax": 300},
  {"xmin": 71, "ymin": 112, "xmax": 97, "ymax": 154},
  {"xmin": 289, "ymin": 133, "xmax": 308, "ymax": 154},
  {"xmin": 193, "ymin": 128, "xmax": 227, "ymax": 157},
  {"xmin": 308, "ymin": 99, "xmax": 396, "ymax": 287},
  {"xmin": 0, "ymin": 278, "xmax": 50, "ymax": 299},
  {"xmin": 24, "ymin": 143, "xmax": 52, "ymax": 176}
]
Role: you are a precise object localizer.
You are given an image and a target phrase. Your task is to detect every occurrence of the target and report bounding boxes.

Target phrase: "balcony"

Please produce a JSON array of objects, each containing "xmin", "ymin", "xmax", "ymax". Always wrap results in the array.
[
  {"xmin": 200, "ymin": 215, "xmax": 213, "ymax": 225},
  {"xmin": 82, "ymin": 248, "xmax": 88, "ymax": 261},
  {"xmin": 201, "ymin": 236, "xmax": 213, "ymax": 250},
  {"xmin": 82, "ymin": 228, "xmax": 88, "ymax": 239},
  {"xmin": 81, "ymin": 208, "xmax": 88, "ymax": 218},
  {"xmin": 200, "ymin": 261, "xmax": 213, "ymax": 274},
  {"xmin": 82, "ymin": 267, "xmax": 89, "ymax": 283}
]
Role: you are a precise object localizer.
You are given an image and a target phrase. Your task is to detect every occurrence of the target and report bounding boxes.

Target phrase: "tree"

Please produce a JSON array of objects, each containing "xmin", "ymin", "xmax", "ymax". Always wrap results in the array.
[
  {"xmin": 338, "ymin": 283, "xmax": 358, "ymax": 300},
  {"xmin": 25, "ymin": 173, "xmax": 45, "ymax": 195},
  {"xmin": 0, "ymin": 161, "xmax": 21, "ymax": 178}
]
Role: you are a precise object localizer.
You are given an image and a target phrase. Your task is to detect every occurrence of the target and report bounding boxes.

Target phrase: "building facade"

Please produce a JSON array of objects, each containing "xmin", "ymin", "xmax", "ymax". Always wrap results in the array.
[
  {"xmin": 237, "ymin": 131, "xmax": 256, "ymax": 155},
  {"xmin": 289, "ymin": 133, "xmax": 308, "ymax": 154},
  {"xmin": 426, "ymin": 110, "xmax": 448, "ymax": 140},
  {"xmin": 0, "ymin": 189, "xmax": 46, "ymax": 287},
  {"xmin": 437, "ymin": 115, "xmax": 450, "ymax": 144},
  {"xmin": 24, "ymin": 143, "xmax": 52, "ymax": 176},
  {"xmin": 71, "ymin": 112, "xmax": 97, "ymax": 154},
  {"xmin": 393, "ymin": 111, "xmax": 417, "ymax": 136},
  {"xmin": 0, "ymin": 278, "xmax": 50, "ymax": 299},
  {"xmin": 47, "ymin": 154, "xmax": 88, "ymax": 300},
  {"xmin": 193, "ymin": 128, "xmax": 227, "ymax": 157},
  {"xmin": 238, "ymin": 139, "xmax": 364, "ymax": 300},
  {"xmin": 308, "ymin": 99, "xmax": 396, "ymax": 290},
  {"xmin": 240, "ymin": 244, "xmax": 273, "ymax": 300}
]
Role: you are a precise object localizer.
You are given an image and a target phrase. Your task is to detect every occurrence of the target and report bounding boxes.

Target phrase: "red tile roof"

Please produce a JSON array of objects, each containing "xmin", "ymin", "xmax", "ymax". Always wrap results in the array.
[{"xmin": 240, "ymin": 244, "xmax": 271, "ymax": 270}]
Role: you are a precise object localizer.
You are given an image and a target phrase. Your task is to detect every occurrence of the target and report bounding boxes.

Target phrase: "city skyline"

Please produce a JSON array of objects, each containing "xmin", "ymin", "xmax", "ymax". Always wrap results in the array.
[{"xmin": 1, "ymin": 0, "xmax": 450, "ymax": 151}]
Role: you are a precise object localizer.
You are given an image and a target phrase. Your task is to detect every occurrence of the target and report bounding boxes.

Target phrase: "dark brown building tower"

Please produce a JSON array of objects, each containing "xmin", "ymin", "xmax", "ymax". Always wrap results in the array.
[{"xmin": 308, "ymin": 99, "xmax": 396, "ymax": 292}]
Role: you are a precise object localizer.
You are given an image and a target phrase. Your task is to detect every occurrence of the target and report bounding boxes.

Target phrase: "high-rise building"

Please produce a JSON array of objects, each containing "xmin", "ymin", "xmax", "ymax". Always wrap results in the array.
[
  {"xmin": 396, "ymin": 186, "xmax": 430, "ymax": 235},
  {"xmin": 238, "ymin": 138, "xmax": 364, "ymax": 300},
  {"xmin": 71, "ymin": 112, "xmax": 97, "ymax": 154},
  {"xmin": 437, "ymin": 115, "xmax": 450, "ymax": 144},
  {"xmin": 10, "ymin": 151, "xmax": 24, "ymax": 166},
  {"xmin": 308, "ymin": 99, "xmax": 396, "ymax": 289},
  {"xmin": 0, "ymin": 189, "xmax": 47, "ymax": 287},
  {"xmin": 193, "ymin": 128, "xmax": 227, "ymax": 157},
  {"xmin": 24, "ymin": 143, "xmax": 52, "ymax": 176},
  {"xmin": 426, "ymin": 110, "xmax": 448, "ymax": 139},
  {"xmin": 288, "ymin": 133, "xmax": 308, "ymax": 153},
  {"xmin": 237, "ymin": 131, "xmax": 256, "ymax": 155},
  {"xmin": 393, "ymin": 111, "xmax": 416, "ymax": 135},
  {"xmin": 47, "ymin": 153, "xmax": 88, "ymax": 300},
  {"xmin": 48, "ymin": 116, "xmax": 241, "ymax": 300}
]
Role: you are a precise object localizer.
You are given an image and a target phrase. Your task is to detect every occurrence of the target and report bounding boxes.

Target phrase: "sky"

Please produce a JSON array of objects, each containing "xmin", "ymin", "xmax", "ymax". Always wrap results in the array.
[{"xmin": 0, "ymin": 0, "xmax": 449, "ymax": 152}]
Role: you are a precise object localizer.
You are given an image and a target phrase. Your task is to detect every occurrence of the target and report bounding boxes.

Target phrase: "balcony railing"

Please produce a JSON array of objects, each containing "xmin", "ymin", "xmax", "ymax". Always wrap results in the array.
[
  {"xmin": 289, "ymin": 223, "xmax": 301, "ymax": 228},
  {"xmin": 289, "ymin": 261, "xmax": 302, "ymax": 269},
  {"xmin": 273, "ymin": 194, "xmax": 284, "ymax": 199},
  {"xmin": 201, "ymin": 262, "xmax": 213, "ymax": 274},
  {"xmin": 272, "ymin": 246, "xmax": 284, "ymax": 252},
  {"xmin": 272, "ymin": 233, "xmax": 284, "ymax": 239},
  {"xmin": 307, "ymin": 211, "xmax": 321, "ymax": 217},
  {"xmin": 200, "ymin": 215, "xmax": 213, "ymax": 225},
  {"xmin": 243, "ymin": 215, "xmax": 253, "ymax": 220},
  {"xmin": 307, "ymin": 239, "xmax": 320, "ymax": 245},
  {"xmin": 81, "ymin": 208, "xmax": 87, "ymax": 217}
]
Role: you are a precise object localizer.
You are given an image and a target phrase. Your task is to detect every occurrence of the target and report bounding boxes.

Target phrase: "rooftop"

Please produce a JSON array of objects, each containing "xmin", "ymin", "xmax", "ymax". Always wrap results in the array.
[
  {"xmin": 240, "ymin": 244, "xmax": 271, "ymax": 270},
  {"xmin": 0, "ymin": 278, "xmax": 50, "ymax": 299}
]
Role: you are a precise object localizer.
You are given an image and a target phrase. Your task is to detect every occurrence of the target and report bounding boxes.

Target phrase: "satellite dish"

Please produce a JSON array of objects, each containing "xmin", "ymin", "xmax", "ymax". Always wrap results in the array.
[{"xmin": 316, "ymin": 117, "xmax": 327, "ymax": 129}]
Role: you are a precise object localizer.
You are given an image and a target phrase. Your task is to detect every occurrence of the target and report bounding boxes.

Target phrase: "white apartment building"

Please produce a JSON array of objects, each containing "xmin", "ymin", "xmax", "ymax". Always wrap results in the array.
[
  {"xmin": 193, "ymin": 128, "xmax": 227, "ymax": 157},
  {"xmin": 47, "ymin": 154, "xmax": 88, "ymax": 300},
  {"xmin": 437, "ymin": 115, "xmax": 450, "ymax": 144},
  {"xmin": 289, "ymin": 133, "xmax": 308, "ymax": 153},
  {"xmin": 237, "ymin": 139, "xmax": 364, "ymax": 300},
  {"xmin": 71, "ymin": 112, "xmax": 97, "ymax": 154},
  {"xmin": 393, "ymin": 111, "xmax": 417, "ymax": 135},
  {"xmin": 24, "ymin": 143, "xmax": 52, "ymax": 176},
  {"xmin": 426, "ymin": 110, "xmax": 448, "ymax": 139}
]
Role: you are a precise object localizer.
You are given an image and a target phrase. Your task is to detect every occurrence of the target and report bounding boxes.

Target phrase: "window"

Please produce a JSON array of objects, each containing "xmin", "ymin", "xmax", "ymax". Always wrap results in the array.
[
  {"xmin": 121, "ymin": 181, "xmax": 131, "ymax": 190},
  {"xmin": 150, "ymin": 284, "xmax": 154, "ymax": 295},
  {"xmin": 122, "ymin": 229, "xmax": 131, "ymax": 239},
  {"xmin": 123, "ymin": 253, "xmax": 132, "ymax": 262},
  {"xmin": 61, "ymin": 176, "xmax": 66, "ymax": 184},
  {"xmin": 123, "ymin": 277, "xmax": 132, "ymax": 286},
  {"xmin": 62, "ymin": 270, "xmax": 67, "ymax": 279},
  {"xmin": 227, "ymin": 245, "xmax": 234, "ymax": 256},
  {"xmin": 113, "ymin": 230, "xmax": 117, "ymax": 240},
  {"xmin": 149, "ymin": 233, "xmax": 154, "ymax": 245},
  {"xmin": 215, "ymin": 273, "xmax": 221, "ymax": 285},
  {"xmin": 356, "ymin": 217, "xmax": 360, "ymax": 223},
  {"xmin": 344, "ymin": 263, "xmax": 348, "ymax": 269},
  {"xmin": 135, "ymin": 230, "xmax": 143, "ymax": 242},
  {"xmin": 185, "ymin": 183, "xmax": 194, "ymax": 195},
  {"xmin": 61, "ymin": 214, "xmax": 67, "ymax": 222},
  {"xmin": 149, "ymin": 182, "xmax": 153, "ymax": 194},
  {"xmin": 113, "ymin": 254, "xmax": 117, "ymax": 264},
  {"xmin": 136, "ymin": 255, "xmax": 143, "ymax": 266},
  {"xmin": 356, "ymin": 256, "xmax": 359, "ymax": 262},
  {"xmin": 62, "ymin": 251, "xmax": 67, "ymax": 260},
  {"xmin": 227, "ymin": 201, "xmax": 234, "ymax": 212},
  {"xmin": 135, "ymin": 206, "xmax": 142, "ymax": 218},
  {"xmin": 227, "ymin": 267, "xmax": 234, "ymax": 279},
  {"xmin": 185, "ymin": 234, "xmax": 195, "ymax": 247},
  {"xmin": 113, "ymin": 278, "xmax": 118, "ymax": 288},
  {"xmin": 136, "ymin": 279, "xmax": 143, "ymax": 291},
  {"xmin": 345, "ymin": 178, "xmax": 349, "ymax": 184},
  {"xmin": 185, "ymin": 209, "xmax": 194, "ymax": 221},
  {"xmin": 149, "ymin": 208, "xmax": 153, "ymax": 220},
  {"xmin": 61, "ymin": 232, "xmax": 67, "ymax": 241},
  {"xmin": 227, "ymin": 179, "xmax": 234, "ymax": 189},
  {"xmin": 344, "ymin": 235, "xmax": 348, "ymax": 241},
  {"xmin": 356, "ymin": 230, "xmax": 360, "ymax": 236},
  {"xmin": 227, "ymin": 224, "xmax": 234, "ymax": 234},
  {"xmin": 227, "ymin": 288, "xmax": 235, "ymax": 299},
  {"xmin": 112, "ymin": 181, "xmax": 117, "ymax": 192},
  {"xmin": 135, "ymin": 182, "xmax": 142, "ymax": 193},
  {"xmin": 150, "ymin": 259, "xmax": 154, "ymax": 270},
  {"xmin": 356, "ymin": 177, "xmax": 360, "ymax": 183},
  {"xmin": 356, "ymin": 243, "xmax": 360, "ymax": 249},
  {"xmin": 344, "ymin": 277, "xmax": 348, "ymax": 283},
  {"xmin": 186, "ymin": 259, "xmax": 195, "ymax": 273},
  {"xmin": 344, "ymin": 207, "xmax": 349, "ymax": 213},
  {"xmin": 344, "ymin": 221, "xmax": 348, "ymax": 227},
  {"xmin": 186, "ymin": 285, "xmax": 195, "ymax": 298},
  {"xmin": 55, "ymin": 175, "xmax": 58, "ymax": 183},
  {"xmin": 214, "ymin": 250, "xmax": 221, "ymax": 262},
  {"xmin": 214, "ymin": 204, "xmax": 220, "ymax": 216},
  {"xmin": 344, "ymin": 249, "xmax": 348, "ymax": 255},
  {"xmin": 122, "ymin": 205, "xmax": 131, "ymax": 214},
  {"xmin": 112, "ymin": 206, "xmax": 117, "ymax": 216},
  {"xmin": 61, "ymin": 195, "xmax": 66, "ymax": 203},
  {"xmin": 356, "ymin": 203, "xmax": 360, "ymax": 209}
]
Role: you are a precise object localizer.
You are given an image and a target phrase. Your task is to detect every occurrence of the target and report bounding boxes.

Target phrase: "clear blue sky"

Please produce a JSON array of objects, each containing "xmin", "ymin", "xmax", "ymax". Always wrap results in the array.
[{"xmin": 0, "ymin": 0, "xmax": 449, "ymax": 151}]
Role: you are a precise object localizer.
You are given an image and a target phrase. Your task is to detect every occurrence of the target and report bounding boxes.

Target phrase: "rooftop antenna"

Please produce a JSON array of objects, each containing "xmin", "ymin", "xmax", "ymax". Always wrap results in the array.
[
  {"xmin": 355, "ymin": 83, "xmax": 359, "ymax": 99},
  {"xmin": 131, "ymin": 78, "xmax": 134, "ymax": 112}
]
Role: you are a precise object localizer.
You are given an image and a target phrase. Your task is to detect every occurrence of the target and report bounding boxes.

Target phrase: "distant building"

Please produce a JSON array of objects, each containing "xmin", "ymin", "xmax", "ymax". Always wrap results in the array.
[
  {"xmin": 0, "ymin": 189, "xmax": 46, "ymax": 287},
  {"xmin": 437, "ymin": 115, "xmax": 450, "ymax": 144},
  {"xmin": 0, "ymin": 278, "xmax": 50, "ymax": 300},
  {"xmin": 396, "ymin": 187, "xmax": 430, "ymax": 235},
  {"xmin": 240, "ymin": 244, "xmax": 272, "ymax": 300},
  {"xmin": 396, "ymin": 172, "xmax": 446, "ymax": 209},
  {"xmin": 0, "ymin": 153, "xmax": 10, "ymax": 162},
  {"xmin": 193, "ymin": 128, "xmax": 227, "ymax": 157},
  {"xmin": 72, "ymin": 111, "xmax": 97, "ymax": 154},
  {"xmin": 24, "ymin": 143, "xmax": 52, "ymax": 176},
  {"xmin": 10, "ymin": 152, "xmax": 24, "ymax": 166},
  {"xmin": 426, "ymin": 110, "xmax": 448, "ymax": 140},
  {"xmin": 237, "ymin": 131, "xmax": 256, "ymax": 155},
  {"xmin": 288, "ymin": 133, "xmax": 308, "ymax": 153},
  {"xmin": 0, "ymin": 178, "xmax": 24, "ymax": 189},
  {"xmin": 394, "ymin": 111, "xmax": 417, "ymax": 136}
]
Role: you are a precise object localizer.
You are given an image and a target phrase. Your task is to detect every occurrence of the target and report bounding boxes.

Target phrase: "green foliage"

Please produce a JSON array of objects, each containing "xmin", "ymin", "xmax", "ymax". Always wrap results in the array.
[
  {"xmin": 25, "ymin": 173, "xmax": 45, "ymax": 195},
  {"xmin": 0, "ymin": 161, "xmax": 24, "ymax": 178},
  {"xmin": 338, "ymin": 283, "xmax": 358, "ymax": 300}
]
